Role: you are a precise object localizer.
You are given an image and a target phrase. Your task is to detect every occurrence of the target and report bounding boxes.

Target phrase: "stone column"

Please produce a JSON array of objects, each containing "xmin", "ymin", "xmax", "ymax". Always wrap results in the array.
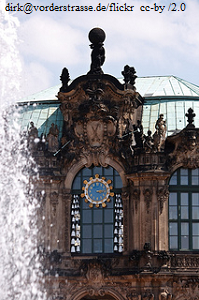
[{"xmin": 157, "ymin": 184, "xmax": 170, "ymax": 250}]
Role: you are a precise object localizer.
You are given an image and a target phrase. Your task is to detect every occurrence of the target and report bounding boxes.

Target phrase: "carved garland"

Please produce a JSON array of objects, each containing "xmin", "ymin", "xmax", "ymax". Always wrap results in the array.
[
  {"xmin": 173, "ymin": 278, "xmax": 199, "ymax": 300},
  {"xmin": 50, "ymin": 191, "xmax": 59, "ymax": 217},
  {"xmin": 143, "ymin": 189, "xmax": 153, "ymax": 214},
  {"xmin": 157, "ymin": 187, "xmax": 169, "ymax": 214},
  {"xmin": 132, "ymin": 188, "xmax": 140, "ymax": 213}
]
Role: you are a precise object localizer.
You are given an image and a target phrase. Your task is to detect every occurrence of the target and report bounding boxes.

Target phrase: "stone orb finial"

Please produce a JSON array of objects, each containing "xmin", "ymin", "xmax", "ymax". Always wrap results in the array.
[{"xmin": 89, "ymin": 27, "xmax": 106, "ymax": 44}]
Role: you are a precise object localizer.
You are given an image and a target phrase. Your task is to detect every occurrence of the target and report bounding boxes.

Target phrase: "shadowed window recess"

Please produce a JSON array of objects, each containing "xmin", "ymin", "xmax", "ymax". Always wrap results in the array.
[{"xmin": 169, "ymin": 168, "xmax": 199, "ymax": 250}]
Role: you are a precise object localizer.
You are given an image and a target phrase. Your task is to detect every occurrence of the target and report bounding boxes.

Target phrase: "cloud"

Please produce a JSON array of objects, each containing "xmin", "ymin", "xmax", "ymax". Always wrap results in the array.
[
  {"xmin": 19, "ymin": 59, "xmax": 53, "ymax": 97},
  {"xmin": 18, "ymin": 14, "xmax": 85, "ymax": 65},
  {"xmin": 12, "ymin": 0, "xmax": 199, "ymax": 95}
]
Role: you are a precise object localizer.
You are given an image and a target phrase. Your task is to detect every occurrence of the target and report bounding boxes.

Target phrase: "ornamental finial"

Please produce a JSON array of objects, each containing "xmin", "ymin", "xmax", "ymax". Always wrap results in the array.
[
  {"xmin": 185, "ymin": 107, "xmax": 195, "ymax": 128},
  {"xmin": 122, "ymin": 65, "xmax": 137, "ymax": 88},
  {"xmin": 60, "ymin": 67, "xmax": 70, "ymax": 92}
]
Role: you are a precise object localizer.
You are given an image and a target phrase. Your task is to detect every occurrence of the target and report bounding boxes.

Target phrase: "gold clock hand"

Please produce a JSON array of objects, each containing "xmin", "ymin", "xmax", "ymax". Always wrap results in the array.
[{"xmin": 96, "ymin": 190, "xmax": 106, "ymax": 193}]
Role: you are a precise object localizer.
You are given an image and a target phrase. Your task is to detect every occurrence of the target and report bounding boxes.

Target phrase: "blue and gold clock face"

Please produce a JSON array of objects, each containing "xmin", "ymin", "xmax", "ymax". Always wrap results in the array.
[{"xmin": 81, "ymin": 174, "xmax": 114, "ymax": 208}]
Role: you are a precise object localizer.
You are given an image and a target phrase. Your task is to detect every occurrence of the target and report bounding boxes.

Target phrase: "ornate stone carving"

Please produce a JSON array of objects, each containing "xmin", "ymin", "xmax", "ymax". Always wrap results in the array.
[
  {"xmin": 50, "ymin": 191, "xmax": 58, "ymax": 217},
  {"xmin": 87, "ymin": 120, "xmax": 104, "ymax": 147},
  {"xmin": 88, "ymin": 27, "xmax": 106, "ymax": 75},
  {"xmin": 58, "ymin": 73, "xmax": 143, "ymax": 171},
  {"xmin": 86, "ymin": 264, "xmax": 103, "ymax": 284},
  {"xmin": 122, "ymin": 65, "xmax": 137, "ymax": 88},
  {"xmin": 84, "ymin": 79, "xmax": 105, "ymax": 101},
  {"xmin": 170, "ymin": 254, "xmax": 199, "ymax": 268},
  {"xmin": 143, "ymin": 293, "xmax": 154, "ymax": 300},
  {"xmin": 157, "ymin": 250, "xmax": 170, "ymax": 266},
  {"xmin": 47, "ymin": 123, "xmax": 59, "ymax": 153},
  {"xmin": 144, "ymin": 130, "xmax": 154, "ymax": 153},
  {"xmin": 87, "ymin": 288, "xmax": 106, "ymax": 297},
  {"xmin": 133, "ymin": 120, "xmax": 144, "ymax": 149},
  {"xmin": 153, "ymin": 114, "xmax": 167, "ymax": 152},
  {"xmin": 143, "ymin": 189, "xmax": 153, "ymax": 213},
  {"xmin": 132, "ymin": 188, "xmax": 140, "ymax": 213},
  {"xmin": 159, "ymin": 291, "xmax": 172, "ymax": 300},
  {"xmin": 166, "ymin": 110, "xmax": 199, "ymax": 170},
  {"xmin": 73, "ymin": 117, "xmax": 116, "ymax": 150},
  {"xmin": 28, "ymin": 121, "xmax": 39, "ymax": 150},
  {"xmin": 143, "ymin": 243, "xmax": 153, "ymax": 267},
  {"xmin": 126, "ymin": 290, "xmax": 141, "ymax": 300},
  {"xmin": 80, "ymin": 259, "xmax": 111, "ymax": 284},
  {"xmin": 157, "ymin": 187, "xmax": 169, "ymax": 214},
  {"xmin": 173, "ymin": 278, "xmax": 199, "ymax": 300}
]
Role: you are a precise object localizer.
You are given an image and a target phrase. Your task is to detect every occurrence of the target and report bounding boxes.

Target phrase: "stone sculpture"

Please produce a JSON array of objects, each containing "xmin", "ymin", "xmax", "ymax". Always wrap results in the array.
[
  {"xmin": 153, "ymin": 114, "xmax": 166, "ymax": 152},
  {"xmin": 28, "ymin": 121, "xmax": 38, "ymax": 150},
  {"xmin": 88, "ymin": 27, "xmax": 106, "ymax": 75},
  {"xmin": 47, "ymin": 123, "xmax": 59, "ymax": 152}
]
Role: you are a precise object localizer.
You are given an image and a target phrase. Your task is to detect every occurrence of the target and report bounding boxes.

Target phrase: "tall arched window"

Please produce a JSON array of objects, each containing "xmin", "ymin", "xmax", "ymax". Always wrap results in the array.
[
  {"xmin": 71, "ymin": 166, "xmax": 123, "ymax": 254},
  {"xmin": 169, "ymin": 168, "xmax": 199, "ymax": 250}
]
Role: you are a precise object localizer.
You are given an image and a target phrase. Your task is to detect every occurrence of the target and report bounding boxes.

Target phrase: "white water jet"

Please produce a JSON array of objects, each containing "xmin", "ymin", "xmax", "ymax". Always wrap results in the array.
[{"xmin": 0, "ymin": 3, "xmax": 47, "ymax": 300}]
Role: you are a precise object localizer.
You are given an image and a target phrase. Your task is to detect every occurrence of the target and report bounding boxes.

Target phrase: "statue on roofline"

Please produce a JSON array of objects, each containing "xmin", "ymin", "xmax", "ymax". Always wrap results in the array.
[
  {"xmin": 87, "ymin": 28, "xmax": 106, "ymax": 75},
  {"xmin": 153, "ymin": 114, "xmax": 167, "ymax": 152},
  {"xmin": 47, "ymin": 123, "xmax": 59, "ymax": 152},
  {"xmin": 28, "ymin": 121, "xmax": 38, "ymax": 150}
]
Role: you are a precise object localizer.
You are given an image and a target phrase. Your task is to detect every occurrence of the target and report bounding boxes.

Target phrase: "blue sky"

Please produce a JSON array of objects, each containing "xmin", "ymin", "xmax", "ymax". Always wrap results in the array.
[{"xmin": 1, "ymin": 0, "xmax": 199, "ymax": 101}]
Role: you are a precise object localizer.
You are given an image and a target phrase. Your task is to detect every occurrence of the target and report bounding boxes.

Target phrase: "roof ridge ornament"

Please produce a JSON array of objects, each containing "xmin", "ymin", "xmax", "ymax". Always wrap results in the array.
[
  {"xmin": 60, "ymin": 67, "xmax": 70, "ymax": 92},
  {"xmin": 185, "ymin": 107, "xmax": 195, "ymax": 128},
  {"xmin": 87, "ymin": 27, "xmax": 106, "ymax": 75},
  {"xmin": 122, "ymin": 65, "xmax": 137, "ymax": 89}
]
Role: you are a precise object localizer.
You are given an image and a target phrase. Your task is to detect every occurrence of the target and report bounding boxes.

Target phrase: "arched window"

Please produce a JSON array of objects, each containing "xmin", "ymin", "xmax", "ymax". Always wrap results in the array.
[
  {"xmin": 71, "ymin": 166, "xmax": 123, "ymax": 254},
  {"xmin": 169, "ymin": 168, "xmax": 199, "ymax": 250}
]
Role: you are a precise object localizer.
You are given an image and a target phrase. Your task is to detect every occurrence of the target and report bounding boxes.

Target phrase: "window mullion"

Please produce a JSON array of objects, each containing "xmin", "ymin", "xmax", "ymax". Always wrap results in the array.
[
  {"xmin": 91, "ymin": 208, "xmax": 94, "ymax": 253},
  {"xmin": 169, "ymin": 168, "xmax": 199, "ymax": 251},
  {"xmin": 190, "ymin": 191, "xmax": 192, "ymax": 250},
  {"xmin": 178, "ymin": 192, "xmax": 181, "ymax": 250}
]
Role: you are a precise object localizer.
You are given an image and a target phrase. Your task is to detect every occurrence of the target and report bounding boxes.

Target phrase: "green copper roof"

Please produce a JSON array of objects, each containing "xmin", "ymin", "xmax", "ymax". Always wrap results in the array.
[
  {"xmin": 135, "ymin": 76, "xmax": 199, "ymax": 98},
  {"xmin": 19, "ymin": 76, "xmax": 199, "ymax": 103},
  {"xmin": 17, "ymin": 76, "xmax": 199, "ymax": 138}
]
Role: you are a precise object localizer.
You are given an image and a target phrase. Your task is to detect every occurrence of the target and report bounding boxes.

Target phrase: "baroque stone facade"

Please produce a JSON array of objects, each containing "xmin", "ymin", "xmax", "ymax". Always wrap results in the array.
[{"xmin": 24, "ymin": 29, "xmax": 199, "ymax": 300}]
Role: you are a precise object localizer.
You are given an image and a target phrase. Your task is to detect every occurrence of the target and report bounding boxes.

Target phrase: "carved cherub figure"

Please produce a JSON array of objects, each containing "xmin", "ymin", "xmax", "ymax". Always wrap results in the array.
[
  {"xmin": 144, "ymin": 130, "xmax": 154, "ymax": 153},
  {"xmin": 122, "ymin": 64, "xmax": 137, "ymax": 86}
]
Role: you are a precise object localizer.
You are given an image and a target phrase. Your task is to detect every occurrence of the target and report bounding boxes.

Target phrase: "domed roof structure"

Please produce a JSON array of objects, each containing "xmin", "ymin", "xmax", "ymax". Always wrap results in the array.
[{"xmin": 18, "ymin": 75, "xmax": 199, "ymax": 139}]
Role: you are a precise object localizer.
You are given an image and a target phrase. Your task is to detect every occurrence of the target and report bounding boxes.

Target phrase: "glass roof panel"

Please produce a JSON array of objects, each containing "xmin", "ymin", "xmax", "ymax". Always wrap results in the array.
[
  {"xmin": 142, "ymin": 100, "xmax": 199, "ymax": 135},
  {"xmin": 18, "ymin": 103, "xmax": 64, "ymax": 139},
  {"xmin": 176, "ymin": 101, "xmax": 185, "ymax": 130}
]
